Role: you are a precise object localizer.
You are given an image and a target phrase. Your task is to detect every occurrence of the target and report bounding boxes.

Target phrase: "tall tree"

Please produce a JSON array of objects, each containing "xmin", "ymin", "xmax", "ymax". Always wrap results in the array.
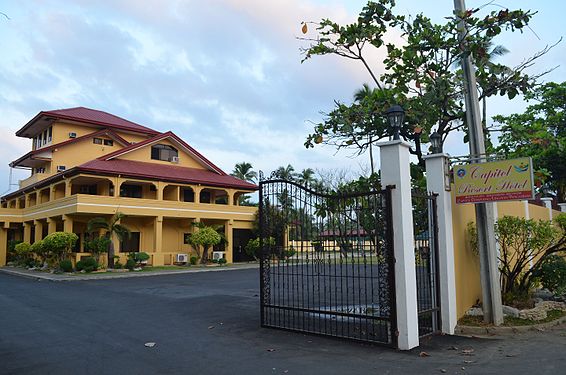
[
  {"xmin": 231, "ymin": 162, "xmax": 257, "ymax": 183},
  {"xmin": 301, "ymin": 1, "xmax": 554, "ymax": 164},
  {"xmin": 273, "ymin": 164, "xmax": 297, "ymax": 181},
  {"xmin": 297, "ymin": 168, "xmax": 317, "ymax": 186},
  {"xmin": 493, "ymin": 81, "xmax": 566, "ymax": 201},
  {"xmin": 87, "ymin": 212, "xmax": 131, "ymax": 268}
]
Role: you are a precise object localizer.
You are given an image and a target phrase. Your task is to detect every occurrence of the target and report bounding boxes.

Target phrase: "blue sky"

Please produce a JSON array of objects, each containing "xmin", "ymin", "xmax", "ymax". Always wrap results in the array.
[{"xmin": 0, "ymin": 0, "xmax": 564, "ymax": 193}]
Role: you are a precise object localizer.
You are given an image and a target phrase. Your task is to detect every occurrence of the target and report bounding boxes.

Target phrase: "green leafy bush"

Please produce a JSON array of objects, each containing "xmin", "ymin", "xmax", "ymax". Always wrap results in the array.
[
  {"xmin": 14, "ymin": 242, "xmax": 32, "ymax": 266},
  {"xmin": 30, "ymin": 240, "xmax": 47, "ymax": 264},
  {"xmin": 245, "ymin": 237, "xmax": 275, "ymax": 260},
  {"xmin": 189, "ymin": 226, "xmax": 222, "ymax": 264},
  {"xmin": 218, "ymin": 258, "xmax": 227, "ymax": 266},
  {"xmin": 533, "ymin": 255, "xmax": 566, "ymax": 295},
  {"xmin": 114, "ymin": 261, "xmax": 123, "ymax": 269},
  {"xmin": 85, "ymin": 236, "xmax": 110, "ymax": 263},
  {"xmin": 189, "ymin": 256, "xmax": 198, "ymax": 265},
  {"xmin": 128, "ymin": 252, "xmax": 150, "ymax": 266},
  {"xmin": 125, "ymin": 258, "xmax": 136, "ymax": 271},
  {"xmin": 7, "ymin": 240, "xmax": 22, "ymax": 262},
  {"xmin": 43, "ymin": 232, "xmax": 79, "ymax": 264},
  {"xmin": 76, "ymin": 257, "xmax": 98, "ymax": 273},
  {"xmin": 59, "ymin": 259, "xmax": 73, "ymax": 272}
]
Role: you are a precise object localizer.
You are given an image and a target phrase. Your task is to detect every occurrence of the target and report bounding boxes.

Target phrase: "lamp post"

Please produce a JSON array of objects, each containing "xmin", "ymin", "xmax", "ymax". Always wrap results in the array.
[
  {"xmin": 429, "ymin": 131, "xmax": 442, "ymax": 154},
  {"xmin": 385, "ymin": 105, "xmax": 405, "ymax": 141}
]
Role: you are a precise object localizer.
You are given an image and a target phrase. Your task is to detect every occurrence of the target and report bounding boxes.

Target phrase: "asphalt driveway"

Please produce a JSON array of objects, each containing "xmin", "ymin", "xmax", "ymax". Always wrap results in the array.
[{"xmin": 0, "ymin": 269, "xmax": 565, "ymax": 375}]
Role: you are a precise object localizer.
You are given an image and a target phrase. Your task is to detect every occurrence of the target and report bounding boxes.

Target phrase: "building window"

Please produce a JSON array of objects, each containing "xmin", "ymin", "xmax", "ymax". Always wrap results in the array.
[
  {"xmin": 120, "ymin": 184, "xmax": 142, "ymax": 198},
  {"xmin": 183, "ymin": 233, "xmax": 192, "ymax": 244},
  {"xmin": 48, "ymin": 126, "xmax": 52, "ymax": 143},
  {"xmin": 151, "ymin": 144, "xmax": 178, "ymax": 161},
  {"xmin": 103, "ymin": 139, "xmax": 113, "ymax": 146},
  {"xmin": 182, "ymin": 188, "xmax": 194, "ymax": 202},
  {"xmin": 93, "ymin": 138, "xmax": 103, "ymax": 145},
  {"xmin": 35, "ymin": 167, "xmax": 46, "ymax": 174}
]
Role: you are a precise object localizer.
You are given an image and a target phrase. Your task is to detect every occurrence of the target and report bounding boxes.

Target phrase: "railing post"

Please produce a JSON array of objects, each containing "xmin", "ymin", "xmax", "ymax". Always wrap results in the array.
[
  {"xmin": 424, "ymin": 153, "xmax": 457, "ymax": 334},
  {"xmin": 377, "ymin": 140, "xmax": 419, "ymax": 350}
]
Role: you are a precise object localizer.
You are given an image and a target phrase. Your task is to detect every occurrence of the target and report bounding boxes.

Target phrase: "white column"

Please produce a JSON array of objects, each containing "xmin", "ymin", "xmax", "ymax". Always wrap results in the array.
[
  {"xmin": 540, "ymin": 198, "xmax": 553, "ymax": 220},
  {"xmin": 378, "ymin": 140, "xmax": 419, "ymax": 350},
  {"xmin": 423, "ymin": 153, "xmax": 457, "ymax": 335},
  {"xmin": 559, "ymin": 203, "xmax": 566, "ymax": 213}
]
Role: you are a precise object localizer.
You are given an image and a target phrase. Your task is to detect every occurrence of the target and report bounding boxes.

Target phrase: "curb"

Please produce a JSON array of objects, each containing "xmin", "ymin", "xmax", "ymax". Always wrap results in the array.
[
  {"xmin": 0, "ymin": 264, "xmax": 259, "ymax": 282},
  {"xmin": 455, "ymin": 315, "xmax": 566, "ymax": 336}
]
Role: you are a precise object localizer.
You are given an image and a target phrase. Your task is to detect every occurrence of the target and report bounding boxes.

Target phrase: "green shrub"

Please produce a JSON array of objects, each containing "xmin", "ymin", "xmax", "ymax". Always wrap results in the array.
[
  {"xmin": 211, "ymin": 258, "xmax": 218, "ymax": 264},
  {"xmin": 7, "ymin": 240, "xmax": 22, "ymax": 262},
  {"xmin": 533, "ymin": 255, "xmax": 566, "ymax": 295},
  {"xmin": 59, "ymin": 259, "xmax": 73, "ymax": 272},
  {"xmin": 128, "ymin": 252, "xmax": 150, "ymax": 266},
  {"xmin": 114, "ymin": 261, "xmax": 123, "ymax": 269},
  {"xmin": 245, "ymin": 237, "xmax": 275, "ymax": 260},
  {"xmin": 125, "ymin": 259, "xmax": 136, "ymax": 271},
  {"xmin": 30, "ymin": 240, "xmax": 47, "ymax": 264},
  {"xmin": 189, "ymin": 256, "xmax": 198, "ymax": 265},
  {"xmin": 14, "ymin": 242, "xmax": 31, "ymax": 266},
  {"xmin": 76, "ymin": 257, "xmax": 98, "ymax": 273},
  {"xmin": 85, "ymin": 236, "xmax": 110, "ymax": 263},
  {"xmin": 218, "ymin": 258, "xmax": 227, "ymax": 266},
  {"xmin": 43, "ymin": 232, "xmax": 79, "ymax": 264}
]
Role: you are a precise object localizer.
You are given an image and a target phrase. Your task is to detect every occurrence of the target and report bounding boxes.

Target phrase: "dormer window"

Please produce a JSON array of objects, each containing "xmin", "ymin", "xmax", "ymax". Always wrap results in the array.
[
  {"xmin": 93, "ymin": 137, "xmax": 103, "ymax": 145},
  {"xmin": 151, "ymin": 144, "xmax": 178, "ymax": 161}
]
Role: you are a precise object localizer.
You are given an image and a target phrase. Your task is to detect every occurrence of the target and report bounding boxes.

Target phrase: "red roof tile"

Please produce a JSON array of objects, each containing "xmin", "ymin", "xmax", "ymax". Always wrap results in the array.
[
  {"xmin": 17, "ymin": 107, "xmax": 158, "ymax": 137},
  {"xmin": 78, "ymin": 159, "xmax": 258, "ymax": 190}
]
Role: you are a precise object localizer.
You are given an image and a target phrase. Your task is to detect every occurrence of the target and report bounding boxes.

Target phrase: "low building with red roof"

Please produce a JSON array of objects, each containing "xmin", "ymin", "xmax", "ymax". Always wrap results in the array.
[{"xmin": 0, "ymin": 107, "xmax": 258, "ymax": 267}]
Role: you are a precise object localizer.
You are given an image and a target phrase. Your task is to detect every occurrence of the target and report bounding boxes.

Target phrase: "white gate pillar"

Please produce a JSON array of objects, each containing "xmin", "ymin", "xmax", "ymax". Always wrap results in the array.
[
  {"xmin": 378, "ymin": 140, "xmax": 419, "ymax": 350},
  {"xmin": 424, "ymin": 153, "xmax": 458, "ymax": 334}
]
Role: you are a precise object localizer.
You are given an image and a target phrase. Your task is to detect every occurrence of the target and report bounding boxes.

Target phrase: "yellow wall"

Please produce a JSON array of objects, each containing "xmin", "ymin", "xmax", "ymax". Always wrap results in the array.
[
  {"xmin": 116, "ymin": 139, "xmax": 205, "ymax": 169},
  {"xmin": 52, "ymin": 121, "xmax": 150, "ymax": 145},
  {"xmin": 452, "ymin": 197, "xmax": 563, "ymax": 318},
  {"xmin": 51, "ymin": 135, "xmax": 121, "ymax": 169}
]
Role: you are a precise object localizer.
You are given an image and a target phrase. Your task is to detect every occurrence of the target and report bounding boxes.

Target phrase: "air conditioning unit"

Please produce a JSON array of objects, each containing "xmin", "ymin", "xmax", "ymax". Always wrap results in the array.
[
  {"xmin": 176, "ymin": 253, "xmax": 188, "ymax": 263},
  {"xmin": 68, "ymin": 132, "xmax": 77, "ymax": 138},
  {"xmin": 212, "ymin": 251, "xmax": 225, "ymax": 261},
  {"xmin": 56, "ymin": 165, "xmax": 66, "ymax": 172},
  {"xmin": 170, "ymin": 156, "xmax": 180, "ymax": 163}
]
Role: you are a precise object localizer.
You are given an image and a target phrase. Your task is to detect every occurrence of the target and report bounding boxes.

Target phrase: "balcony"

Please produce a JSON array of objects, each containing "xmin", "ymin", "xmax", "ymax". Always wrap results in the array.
[{"xmin": 19, "ymin": 172, "xmax": 53, "ymax": 189}]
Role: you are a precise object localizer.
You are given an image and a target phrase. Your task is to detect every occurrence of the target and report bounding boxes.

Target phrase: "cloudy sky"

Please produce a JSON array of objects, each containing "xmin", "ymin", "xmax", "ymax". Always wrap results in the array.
[{"xmin": 0, "ymin": 0, "xmax": 564, "ymax": 193}]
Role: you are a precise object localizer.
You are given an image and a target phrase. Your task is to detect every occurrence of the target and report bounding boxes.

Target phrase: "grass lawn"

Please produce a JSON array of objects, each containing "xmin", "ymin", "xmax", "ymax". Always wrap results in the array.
[{"xmin": 458, "ymin": 309, "xmax": 566, "ymax": 327}]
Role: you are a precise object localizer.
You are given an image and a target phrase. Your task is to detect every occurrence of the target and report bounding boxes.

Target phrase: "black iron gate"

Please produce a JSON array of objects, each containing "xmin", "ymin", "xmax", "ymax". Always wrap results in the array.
[
  {"xmin": 259, "ymin": 178, "xmax": 397, "ymax": 346},
  {"xmin": 412, "ymin": 191, "xmax": 441, "ymax": 337}
]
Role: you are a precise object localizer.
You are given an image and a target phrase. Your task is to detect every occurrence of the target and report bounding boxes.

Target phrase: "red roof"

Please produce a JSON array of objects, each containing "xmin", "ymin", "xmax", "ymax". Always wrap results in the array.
[
  {"xmin": 99, "ymin": 131, "xmax": 226, "ymax": 175},
  {"xmin": 78, "ymin": 159, "xmax": 258, "ymax": 190},
  {"xmin": 17, "ymin": 107, "xmax": 159, "ymax": 137}
]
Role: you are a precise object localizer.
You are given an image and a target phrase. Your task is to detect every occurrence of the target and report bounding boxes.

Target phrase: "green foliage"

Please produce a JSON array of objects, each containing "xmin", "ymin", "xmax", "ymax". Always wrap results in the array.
[
  {"xmin": 128, "ymin": 252, "xmax": 150, "ymax": 266},
  {"xmin": 189, "ymin": 256, "xmax": 198, "ymax": 265},
  {"xmin": 85, "ymin": 236, "xmax": 111, "ymax": 263},
  {"xmin": 494, "ymin": 82, "xmax": 566, "ymax": 201},
  {"xmin": 245, "ymin": 237, "xmax": 275, "ymax": 261},
  {"xmin": 42, "ymin": 232, "xmax": 78, "ymax": 264},
  {"xmin": 468, "ymin": 214, "xmax": 566, "ymax": 303},
  {"xmin": 76, "ymin": 257, "xmax": 98, "ymax": 273},
  {"xmin": 125, "ymin": 258, "xmax": 136, "ymax": 271},
  {"xmin": 301, "ymin": 0, "xmax": 545, "ymax": 165},
  {"xmin": 7, "ymin": 240, "xmax": 22, "ymax": 262},
  {"xmin": 14, "ymin": 242, "xmax": 32, "ymax": 266},
  {"xmin": 189, "ymin": 226, "xmax": 222, "ymax": 264},
  {"xmin": 218, "ymin": 257, "xmax": 227, "ymax": 266},
  {"xmin": 114, "ymin": 261, "xmax": 123, "ymax": 269},
  {"xmin": 59, "ymin": 259, "xmax": 73, "ymax": 273},
  {"xmin": 87, "ymin": 212, "xmax": 131, "ymax": 268},
  {"xmin": 311, "ymin": 240, "xmax": 324, "ymax": 253},
  {"xmin": 29, "ymin": 240, "xmax": 47, "ymax": 264},
  {"xmin": 533, "ymin": 255, "xmax": 566, "ymax": 295}
]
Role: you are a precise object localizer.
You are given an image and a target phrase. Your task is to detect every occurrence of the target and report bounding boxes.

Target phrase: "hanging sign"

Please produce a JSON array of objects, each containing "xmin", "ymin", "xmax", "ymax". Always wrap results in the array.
[{"xmin": 454, "ymin": 157, "xmax": 534, "ymax": 204}]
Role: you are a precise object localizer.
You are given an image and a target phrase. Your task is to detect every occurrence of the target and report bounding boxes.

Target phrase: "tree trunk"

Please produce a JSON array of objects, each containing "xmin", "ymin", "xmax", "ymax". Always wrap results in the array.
[
  {"xmin": 107, "ymin": 240, "xmax": 115, "ymax": 269},
  {"xmin": 200, "ymin": 246, "xmax": 210, "ymax": 264}
]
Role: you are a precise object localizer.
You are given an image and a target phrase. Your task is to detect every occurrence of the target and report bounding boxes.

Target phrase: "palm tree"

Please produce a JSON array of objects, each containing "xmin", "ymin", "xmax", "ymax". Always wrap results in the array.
[
  {"xmin": 478, "ymin": 44, "xmax": 509, "ymax": 131},
  {"xmin": 297, "ymin": 168, "xmax": 316, "ymax": 186},
  {"xmin": 231, "ymin": 162, "xmax": 257, "ymax": 183},
  {"xmin": 87, "ymin": 212, "xmax": 131, "ymax": 269},
  {"xmin": 273, "ymin": 164, "xmax": 297, "ymax": 181}
]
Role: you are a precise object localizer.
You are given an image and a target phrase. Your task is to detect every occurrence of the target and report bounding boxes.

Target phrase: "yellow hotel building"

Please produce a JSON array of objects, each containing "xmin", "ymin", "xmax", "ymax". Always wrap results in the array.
[{"xmin": 0, "ymin": 107, "xmax": 258, "ymax": 266}]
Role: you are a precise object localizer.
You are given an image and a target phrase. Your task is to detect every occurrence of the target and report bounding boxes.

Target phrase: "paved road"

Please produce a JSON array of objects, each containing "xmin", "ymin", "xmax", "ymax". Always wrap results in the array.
[{"xmin": 1, "ymin": 270, "xmax": 565, "ymax": 375}]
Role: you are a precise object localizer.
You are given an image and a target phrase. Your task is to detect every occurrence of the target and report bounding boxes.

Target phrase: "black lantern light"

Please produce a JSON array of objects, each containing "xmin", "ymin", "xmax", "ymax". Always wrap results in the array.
[
  {"xmin": 429, "ymin": 131, "xmax": 442, "ymax": 154},
  {"xmin": 385, "ymin": 105, "xmax": 405, "ymax": 141}
]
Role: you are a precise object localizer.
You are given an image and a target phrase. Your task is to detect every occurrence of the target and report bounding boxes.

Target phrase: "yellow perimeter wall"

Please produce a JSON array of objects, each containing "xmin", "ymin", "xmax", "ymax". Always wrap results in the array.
[{"xmin": 452, "ymin": 196, "xmax": 562, "ymax": 318}]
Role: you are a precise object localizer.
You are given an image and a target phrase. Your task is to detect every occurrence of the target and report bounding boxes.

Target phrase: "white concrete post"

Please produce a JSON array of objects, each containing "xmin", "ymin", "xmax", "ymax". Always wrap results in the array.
[
  {"xmin": 559, "ymin": 203, "xmax": 566, "ymax": 213},
  {"xmin": 423, "ymin": 153, "xmax": 457, "ymax": 335},
  {"xmin": 540, "ymin": 198, "xmax": 553, "ymax": 220},
  {"xmin": 378, "ymin": 140, "xmax": 419, "ymax": 350}
]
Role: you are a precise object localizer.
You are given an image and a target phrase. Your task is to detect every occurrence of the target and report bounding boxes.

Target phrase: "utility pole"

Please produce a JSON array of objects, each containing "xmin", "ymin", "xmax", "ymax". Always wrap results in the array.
[{"xmin": 453, "ymin": 0, "xmax": 503, "ymax": 325}]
